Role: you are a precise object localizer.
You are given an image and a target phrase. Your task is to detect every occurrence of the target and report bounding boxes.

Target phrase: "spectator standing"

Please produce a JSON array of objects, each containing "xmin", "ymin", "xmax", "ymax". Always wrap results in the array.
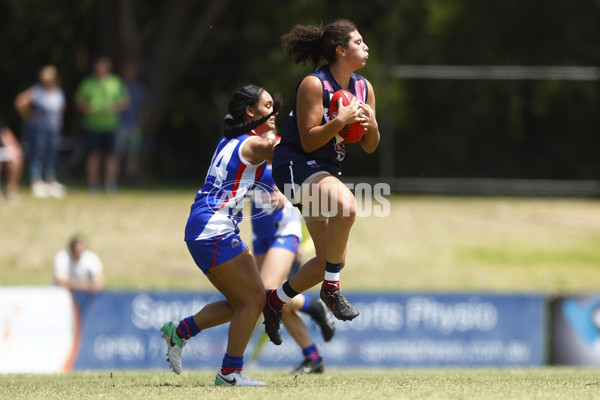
[
  {"xmin": 14, "ymin": 65, "xmax": 66, "ymax": 198},
  {"xmin": 0, "ymin": 118, "xmax": 24, "ymax": 205},
  {"xmin": 53, "ymin": 234, "xmax": 104, "ymax": 294},
  {"xmin": 117, "ymin": 60, "xmax": 147, "ymax": 183},
  {"xmin": 75, "ymin": 56, "xmax": 129, "ymax": 194}
]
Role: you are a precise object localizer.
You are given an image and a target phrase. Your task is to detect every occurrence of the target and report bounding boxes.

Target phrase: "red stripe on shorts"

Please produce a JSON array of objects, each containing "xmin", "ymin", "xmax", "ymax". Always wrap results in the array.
[{"xmin": 212, "ymin": 235, "xmax": 220, "ymax": 267}]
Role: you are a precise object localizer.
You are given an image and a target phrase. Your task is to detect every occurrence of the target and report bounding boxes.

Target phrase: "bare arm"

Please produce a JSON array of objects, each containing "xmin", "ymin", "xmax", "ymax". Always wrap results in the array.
[
  {"xmin": 241, "ymin": 136, "xmax": 278, "ymax": 165},
  {"xmin": 0, "ymin": 127, "xmax": 21, "ymax": 150},
  {"xmin": 55, "ymin": 276, "xmax": 92, "ymax": 292},
  {"xmin": 76, "ymin": 98, "xmax": 93, "ymax": 114},
  {"xmin": 296, "ymin": 76, "xmax": 366, "ymax": 153},
  {"xmin": 359, "ymin": 79, "xmax": 380, "ymax": 154},
  {"xmin": 14, "ymin": 89, "xmax": 32, "ymax": 120},
  {"xmin": 110, "ymin": 95, "xmax": 130, "ymax": 113},
  {"xmin": 89, "ymin": 272, "xmax": 104, "ymax": 294}
]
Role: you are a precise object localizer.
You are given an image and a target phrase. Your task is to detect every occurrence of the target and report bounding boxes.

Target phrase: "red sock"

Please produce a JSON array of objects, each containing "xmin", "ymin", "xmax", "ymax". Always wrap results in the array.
[{"xmin": 268, "ymin": 289, "xmax": 285, "ymax": 309}]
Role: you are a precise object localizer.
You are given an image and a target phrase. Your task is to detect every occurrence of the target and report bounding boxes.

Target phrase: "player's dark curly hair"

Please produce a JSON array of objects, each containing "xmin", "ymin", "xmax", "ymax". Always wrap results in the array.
[
  {"xmin": 223, "ymin": 85, "xmax": 282, "ymax": 139},
  {"xmin": 282, "ymin": 19, "xmax": 357, "ymax": 69}
]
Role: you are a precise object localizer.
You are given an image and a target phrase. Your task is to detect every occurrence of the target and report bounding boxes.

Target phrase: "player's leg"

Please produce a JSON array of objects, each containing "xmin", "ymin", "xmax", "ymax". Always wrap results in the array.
[
  {"xmin": 259, "ymin": 246, "xmax": 296, "ymax": 289},
  {"xmin": 210, "ymin": 250, "xmax": 267, "ymax": 386},
  {"xmin": 161, "ymin": 236, "xmax": 264, "ymax": 380},
  {"xmin": 304, "ymin": 175, "xmax": 359, "ymax": 320},
  {"xmin": 299, "ymin": 295, "xmax": 336, "ymax": 342},
  {"xmin": 262, "ymin": 224, "xmax": 327, "ymax": 344},
  {"xmin": 282, "ymin": 308, "xmax": 324, "ymax": 375},
  {"xmin": 208, "ymin": 250, "xmax": 266, "ymax": 357},
  {"xmin": 285, "ymin": 174, "xmax": 355, "ymax": 293},
  {"xmin": 259, "ymin": 243, "xmax": 327, "ymax": 374},
  {"xmin": 254, "ymin": 241, "xmax": 298, "ymax": 354},
  {"xmin": 312, "ymin": 174, "xmax": 356, "ymax": 264},
  {"xmin": 287, "ymin": 220, "xmax": 329, "ymax": 292},
  {"xmin": 283, "ymin": 213, "xmax": 358, "ymax": 321},
  {"xmin": 263, "ymin": 177, "xmax": 359, "ymax": 343}
]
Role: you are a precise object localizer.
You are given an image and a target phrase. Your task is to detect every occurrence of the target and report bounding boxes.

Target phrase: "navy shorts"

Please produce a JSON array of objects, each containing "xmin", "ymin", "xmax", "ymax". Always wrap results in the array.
[
  {"xmin": 272, "ymin": 159, "xmax": 338, "ymax": 205},
  {"xmin": 186, "ymin": 232, "xmax": 248, "ymax": 274},
  {"xmin": 86, "ymin": 130, "xmax": 117, "ymax": 152},
  {"xmin": 253, "ymin": 234, "xmax": 300, "ymax": 255}
]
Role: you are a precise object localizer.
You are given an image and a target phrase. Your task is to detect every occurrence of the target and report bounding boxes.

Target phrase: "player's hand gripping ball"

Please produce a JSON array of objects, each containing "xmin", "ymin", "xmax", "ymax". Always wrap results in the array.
[{"xmin": 328, "ymin": 90, "xmax": 365, "ymax": 143}]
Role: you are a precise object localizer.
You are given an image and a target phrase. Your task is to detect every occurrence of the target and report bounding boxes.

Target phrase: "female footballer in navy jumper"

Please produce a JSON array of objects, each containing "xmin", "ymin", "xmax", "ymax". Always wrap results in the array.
[{"xmin": 264, "ymin": 20, "xmax": 381, "ymax": 345}]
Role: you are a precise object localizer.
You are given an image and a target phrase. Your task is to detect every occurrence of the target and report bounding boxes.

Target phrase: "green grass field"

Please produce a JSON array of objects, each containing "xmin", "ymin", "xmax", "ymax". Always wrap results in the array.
[
  {"xmin": 2, "ymin": 188, "xmax": 600, "ymax": 398},
  {"xmin": 1, "ymin": 188, "xmax": 599, "ymax": 292},
  {"xmin": 1, "ymin": 368, "xmax": 599, "ymax": 400}
]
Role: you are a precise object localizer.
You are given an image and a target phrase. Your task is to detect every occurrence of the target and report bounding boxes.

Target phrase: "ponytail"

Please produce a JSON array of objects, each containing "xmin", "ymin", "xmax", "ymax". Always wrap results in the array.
[
  {"xmin": 282, "ymin": 24, "xmax": 323, "ymax": 70},
  {"xmin": 282, "ymin": 19, "xmax": 357, "ymax": 69}
]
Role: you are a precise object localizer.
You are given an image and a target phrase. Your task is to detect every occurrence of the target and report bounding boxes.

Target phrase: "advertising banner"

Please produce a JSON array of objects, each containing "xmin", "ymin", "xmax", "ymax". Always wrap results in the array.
[
  {"xmin": 550, "ymin": 295, "xmax": 600, "ymax": 366},
  {"xmin": 72, "ymin": 291, "xmax": 546, "ymax": 370},
  {"xmin": 0, "ymin": 286, "xmax": 78, "ymax": 373}
]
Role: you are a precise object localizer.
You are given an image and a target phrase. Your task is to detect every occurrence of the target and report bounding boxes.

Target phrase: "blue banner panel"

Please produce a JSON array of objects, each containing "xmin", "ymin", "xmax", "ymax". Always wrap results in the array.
[{"xmin": 73, "ymin": 291, "xmax": 545, "ymax": 370}]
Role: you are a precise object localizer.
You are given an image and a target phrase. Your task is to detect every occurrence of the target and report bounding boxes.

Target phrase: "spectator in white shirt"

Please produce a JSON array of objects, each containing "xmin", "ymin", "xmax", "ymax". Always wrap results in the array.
[{"xmin": 53, "ymin": 234, "xmax": 104, "ymax": 294}]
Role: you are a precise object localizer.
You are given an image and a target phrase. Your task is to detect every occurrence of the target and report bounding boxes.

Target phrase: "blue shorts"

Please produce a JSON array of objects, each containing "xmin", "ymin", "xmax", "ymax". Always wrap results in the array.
[
  {"xmin": 86, "ymin": 130, "xmax": 116, "ymax": 152},
  {"xmin": 186, "ymin": 233, "xmax": 248, "ymax": 274},
  {"xmin": 253, "ymin": 234, "xmax": 300, "ymax": 255}
]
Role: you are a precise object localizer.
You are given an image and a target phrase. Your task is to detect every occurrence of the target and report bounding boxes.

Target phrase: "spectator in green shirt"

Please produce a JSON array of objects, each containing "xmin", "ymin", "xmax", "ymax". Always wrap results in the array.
[{"xmin": 76, "ymin": 56, "xmax": 129, "ymax": 194}]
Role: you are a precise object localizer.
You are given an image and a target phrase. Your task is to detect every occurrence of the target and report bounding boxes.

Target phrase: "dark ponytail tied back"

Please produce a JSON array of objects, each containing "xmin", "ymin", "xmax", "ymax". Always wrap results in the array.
[{"xmin": 223, "ymin": 85, "xmax": 282, "ymax": 139}]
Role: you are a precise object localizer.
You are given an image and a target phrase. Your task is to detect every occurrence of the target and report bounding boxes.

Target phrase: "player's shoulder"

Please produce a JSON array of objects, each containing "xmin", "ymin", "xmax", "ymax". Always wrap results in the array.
[
  {"xmin": 299, "ymin": 74, "xmax": 322, "ymax": 88},
  {"xmin": 297, "ymin": 75, "xmax": 323, "ymax": 99}
]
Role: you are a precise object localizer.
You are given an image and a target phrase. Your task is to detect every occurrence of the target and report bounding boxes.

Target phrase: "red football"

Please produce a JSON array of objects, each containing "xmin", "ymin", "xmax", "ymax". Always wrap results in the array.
[{"xmin": 328, "ymin": 90, "xmax": 365, "ymax": 143}]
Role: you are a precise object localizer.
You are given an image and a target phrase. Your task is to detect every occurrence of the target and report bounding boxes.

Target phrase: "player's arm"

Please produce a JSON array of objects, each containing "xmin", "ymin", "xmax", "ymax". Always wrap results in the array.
[
  {"xmin": 242, "ymin": 136, "xmax": 277, "ymax": 165},
  {"xmin": 359, "ymin": 78, "xmax": 380, "ymax": 154},
  {"xmin": 268, "ymin": 183, "xmax": 288, "ymax": 211},
  {"xmin": 296, "ymin": 76, "xmax": 363, "ymax": 153}
]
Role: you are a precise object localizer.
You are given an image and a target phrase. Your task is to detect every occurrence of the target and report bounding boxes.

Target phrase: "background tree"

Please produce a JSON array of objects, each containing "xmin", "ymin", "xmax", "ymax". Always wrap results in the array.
[{"xmin": 1, "ymin": 0, "xmax": 599, "ymax": 183}]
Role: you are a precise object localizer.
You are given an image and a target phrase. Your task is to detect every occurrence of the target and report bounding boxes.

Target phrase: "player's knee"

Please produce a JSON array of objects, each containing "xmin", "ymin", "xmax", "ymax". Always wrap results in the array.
[
  {"xmin": 224, "ymin": 296, "xmax": 239, "ymax": 310},
  {"xmin": 333, "ymin": 198, "xmax": 356, "ymax": 226},
  {"xmin": 248, "ymin": 286, "xmax": 266, "ymax": 311}
]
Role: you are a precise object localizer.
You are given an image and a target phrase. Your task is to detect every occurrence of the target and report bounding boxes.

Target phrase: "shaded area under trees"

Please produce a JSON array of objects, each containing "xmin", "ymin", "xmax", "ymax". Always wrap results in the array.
[{"xmin": 1, "ymin": 0, "xmax": 599, "ymax": 182}]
